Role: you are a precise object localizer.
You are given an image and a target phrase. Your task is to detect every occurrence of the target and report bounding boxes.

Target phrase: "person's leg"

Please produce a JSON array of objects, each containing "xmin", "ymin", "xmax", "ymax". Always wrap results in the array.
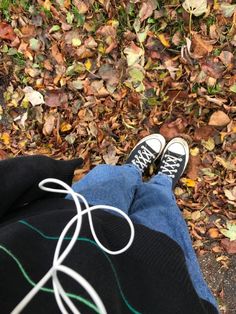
[
  {"xmin": 129, "ymin": 139, "xmax": 218, "ymax": 308},
  {"xmin": 66, "ymin": 164, "xmax": 141, "ymax": 213},
  {"xmin": 66, "ymin": 134, "xmax": 166, "ymax": 213}
]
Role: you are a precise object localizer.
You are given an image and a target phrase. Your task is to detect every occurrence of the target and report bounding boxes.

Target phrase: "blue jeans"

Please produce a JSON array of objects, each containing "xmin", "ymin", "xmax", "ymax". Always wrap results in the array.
[{"xmin": 66, "ymin": 164, "xmax": 218, "ymax": 309}]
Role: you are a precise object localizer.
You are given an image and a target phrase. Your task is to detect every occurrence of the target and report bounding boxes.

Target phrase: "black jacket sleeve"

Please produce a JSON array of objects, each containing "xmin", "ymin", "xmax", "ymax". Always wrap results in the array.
[{"xmin": 0, "ymin": 155, "xmax": 83, "ymax": 218}]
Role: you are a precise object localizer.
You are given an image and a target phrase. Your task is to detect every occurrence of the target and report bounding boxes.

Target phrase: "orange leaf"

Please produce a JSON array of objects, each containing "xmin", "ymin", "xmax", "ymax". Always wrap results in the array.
[
  {"xmin": 192, "ymin": 32, "xmax": 213, "ymax": 57},
  {"xmin": 158, "ymin": 34, "xmax": 170, "ymax": 48},
  {"xmin": 51, "ymin": 44, "xmax": 65, "ymax": 65},
  {"xmin": 0, "ymin": 22, "xmax": 16, "ymax": 41}
]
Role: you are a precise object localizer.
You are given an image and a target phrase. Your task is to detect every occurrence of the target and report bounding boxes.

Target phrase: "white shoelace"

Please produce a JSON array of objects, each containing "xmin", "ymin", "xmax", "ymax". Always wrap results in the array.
[
  {"xmin": 132, "ymin": 145, "xmax": 155, "ymax": 172},
  {"xmin": 160, "ymin": 154, "xmax": 183, "ymax": 178}
]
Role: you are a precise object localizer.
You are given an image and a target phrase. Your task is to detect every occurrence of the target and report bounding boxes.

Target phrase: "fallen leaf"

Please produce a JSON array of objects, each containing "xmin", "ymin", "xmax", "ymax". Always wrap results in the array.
[
  {"xmin": 138, "ymin": 0, "xmax": 158, "ymax": 22},
  {"xmin": 229, "ymin": 84, "xmax": 236, "ymax": 93},
  {"xmin": 221, "ymin": 3, "xmax": 236, "ymax": 18},
  {"xmin": 216, "ymin": 156, "xmax": 236, "ymax": 171},
  {"xmin": 157, "ymin": 34, "xmax": 170, "ymax": 48},
  {"xmin": 208, "ymin": 111, "xmax": 230, "ymax": 127},
  {"xmin": 192, "ymin": 32, "xmax": 213, "ymax": 57},
  {"xmin": 76, "ymin": 1, "xmax": 89, "ymax": 14},
  {"xmin": 103, "ymin": 145, "xmax": 119, "ymax": 165},
  {"xmin": 221, "ymin": 239, "xmax": 236, "ymax": 254},
  {"xmin": 191, "ymin": 210, "xmax": 201, "ymax": 221},
  {"xmin": 182, "ymin": 0, "xmax": 207, "ymax": 17},
  {"xmin": 201, "ymin": 58, "xmax": 224, "ymax": 79},
  {"xmin": 160, "ymin": 118, "xmax": 188, "ymax": 140},
  {"xmin": 201, "ymin": 137, "xmax": 215, "ymax": 151},
  {"xmin": 187, "ymin": 153, "xmax": 201, "ymax": 180},
  {"xmin": 51, "ymin": 44, "xmax": 65, "ymax": 65},
  {"xmin": 194, "ymin": 126, "xmax": 215, "ymax": 141},
  {"xmin": 98, "ymin": 64, "xmax": 119, "ymax": 87},
  {"xmin": 45, "ymin": 90, "xmax": 68, "ymax": 107},
  {"xmin": 43, "ymin": 113, "xmax": 55, "ymax": 136},
  {"xmin": 219, "ymin": 51, "xmax": 234, "ymax": 67},
  {"xmin": 1, "ymin": 132, "xmax": 10, "ymax": 145},
  {"xmin": 181, "ymin": 178, "xmax": 196, "ymax": 187},
  {"xmin": 0, "ymin": 22, "xmax": 16, "ymax": 41},
  {"xmin": 0, "ymin": 149, "xmax": 8, "ymax": 160},
  {"xmin": 208, "ymin": 227, "xmax": 220, "ymax": 239},
  {"xmin": 23, "ymin": 87, "xmax": 45, "ymax": 106},
  {"xmin": 60, "ymin": 122, "xmax": 72, "ymax": 132},
  {"xmin": 220, "ymin": 222, "xmax": 236, "ymax": 241},
  {"xmin": 224, "ymin": 187, "xmax": 236, "ymax": 201},
  {"xmin": 124, "ymin": 42, "xmax": 144, "ymax": 67}
]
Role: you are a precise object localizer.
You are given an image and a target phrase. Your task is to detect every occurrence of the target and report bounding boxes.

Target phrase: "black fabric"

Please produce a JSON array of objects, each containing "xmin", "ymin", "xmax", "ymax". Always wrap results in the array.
[{"xmin": 0, "ymin": 156, "xmax": 218, "ymax": 314}]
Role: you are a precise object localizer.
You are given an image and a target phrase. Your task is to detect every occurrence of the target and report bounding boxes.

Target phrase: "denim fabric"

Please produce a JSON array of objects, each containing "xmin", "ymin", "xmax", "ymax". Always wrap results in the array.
[{"xmin": 66, "ymin": 164, "xmax": 218, "ymax": 310}]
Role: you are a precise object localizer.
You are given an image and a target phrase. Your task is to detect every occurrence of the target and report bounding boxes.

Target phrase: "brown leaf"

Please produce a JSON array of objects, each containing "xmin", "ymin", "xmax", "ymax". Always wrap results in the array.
[
  {"xmin": 45, "ymin": 90, "xmax": 68, "ymax": 107},
  {"xmin": 51, "ymin": 44, "xmax": 65, "ymax": 65},
  {"xmin": 0, "ymin": 149, "xmax": 8, "ymax": 160},
  {"xmin": 208, "ymin": 228, "xmax": 220, "ymax": 239},
  {"xmin": 192, "ymin": 32, "xmax": 213, "ymax": 57},
  {"xmin": 221, "ymin": 239, "xmax": 236, "ymax": 254},
  {"xmin": 0, "ymin": 22, "xmax": 16, "ymax": 41},
  {"xmin": 219, "ymin": 50, "xmax": 234, "ymax": 67},
  {"xmin": 75, "ymin": 0, "xmax": 89, "ymax": 13},
  {"xmin": 20, "ymin": 25, "xmax": 36, "ymax": 38},
  {"xmin": 103, "ymin": 145, "xmax": 119, "ymax": 165},
  {"xmin": 160, "ymin": 118, "xmax": 188, "ymax": 140},
  {"xmin": 208, "ymin": 111, "xmax": 230, "ymax": 127},
  {"xmin": 201, "ymin": 58, "xmax": 224, "ymax": 79},
  {"xmin": 43, "ymin": 113, "xmax": 56, "ymax": 136},
  {"xmin": 194, "ymin": 126, "xmax": 215, "ymax": 141},
  {"xmin": 139, "ymin": 0, "xmax": 158, "ymax": 22},
  {"xmin": 98, "ymin": 64, "xmax": 119, "ymax": 88},
  {"xmin": 187, "ymin": 154, "xmax": 201, "ymax": 180}
]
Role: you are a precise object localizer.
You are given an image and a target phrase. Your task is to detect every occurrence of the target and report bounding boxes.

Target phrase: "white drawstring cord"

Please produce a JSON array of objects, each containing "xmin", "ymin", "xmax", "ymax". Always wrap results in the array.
[{"xmin": 11, "ymin": 178, "xmax": 135, "ymax": 314}]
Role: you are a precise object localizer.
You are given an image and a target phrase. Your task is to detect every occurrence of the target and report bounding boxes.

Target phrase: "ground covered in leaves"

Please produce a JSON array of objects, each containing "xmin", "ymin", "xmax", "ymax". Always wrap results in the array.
[{"xmin": 0, "ymin": 0, "xmax": 236, "ymax": 312}]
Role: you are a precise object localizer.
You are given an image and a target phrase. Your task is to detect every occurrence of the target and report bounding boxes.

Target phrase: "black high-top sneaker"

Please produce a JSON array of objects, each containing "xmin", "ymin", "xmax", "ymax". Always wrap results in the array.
[
  {"xmin": 126, "ymin": 134, "xmax": 166, "ymax": 174},
  {"xmin": 158, "ymin": 137, "xmax": 189, "ymax": 187}
]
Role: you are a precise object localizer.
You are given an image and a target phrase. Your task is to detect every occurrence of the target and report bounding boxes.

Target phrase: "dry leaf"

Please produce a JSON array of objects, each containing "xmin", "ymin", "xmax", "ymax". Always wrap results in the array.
[
  {"xmin": 187, "ymin": 154, "xmax": 201, "ymax": 180},
  {"xmin": 192, "ymin": 32, "xmax": 213, "ymax": 57},
  {"xmin": 219, "ymin": 51, "xmax": 234, "ymax": 67},
  {"xmin": 201, "ymin": 137, "xmax": 215, "ymax": 151},
  {"xmin": 157, "ymin": 34, "xmax": 170, "ymax": 48},
  {"xmin": 0, "ymin": 22, "xmax": 16, "ymax": 41},
  {"xmin": 224, "ymin": 188, "xmax": 236, "ymax": 201},
  {"xmin": 45, "ymin": 90, "xmax": 68, "ymax": 107},
  {"xmin": 191, "ymin": 211, "xmax": 201, "ymax": 221},
  {"xmin": 23, "ymin": 87, "xmax": 45, "ymax": 106},
  {"xmin": 138, "ymin": 0, "xmax": 158, "ymax": 22},
  {"xmin": 103, "ymin": 145, "xmax": 119, "ymax": 165},
  {"xmin": 208, "ymin": 227, "xmax": 220, "ymax": 239},
  {"xmin": 221, "ymin": 239, "xmax": 236, "ymax": 254},
  {"xmin": 51, "ymin": 44, "xmax": 65, "ymax": 65},
  {"xmin": 220, "ymin": 222, "xmax": 236, "ymax": 241},
  {"xmin": 60, "ymin": 121, "xmax": 72, "ymax": 133},
  {"xmin": 194, "ymin": 126, "xmax": 215, "ymax": 141},
  {"xmin": 181, "ymin": 178, "xmax": 196, "ymax": 187},
  {"xmin": 1, "ymin": 132, "xmax": 10, "ymax": 145},
  {"xmin": 182, "ymin": 0, "xmax": 207, "ymax": 17},
  {"xmin": 208, "ymin": 111, "xmax": 230, "ymax": 127},
  {"xmin": 160, "ymin": 118, "xmax": 188, "ymax": 140},
  {"xmin": 43, "ymin": 113, "xmax": 55, "ymax": 136},
  {"xmin": 124, "ymin": 42, "xmax": 144, "ymax": 67}
]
